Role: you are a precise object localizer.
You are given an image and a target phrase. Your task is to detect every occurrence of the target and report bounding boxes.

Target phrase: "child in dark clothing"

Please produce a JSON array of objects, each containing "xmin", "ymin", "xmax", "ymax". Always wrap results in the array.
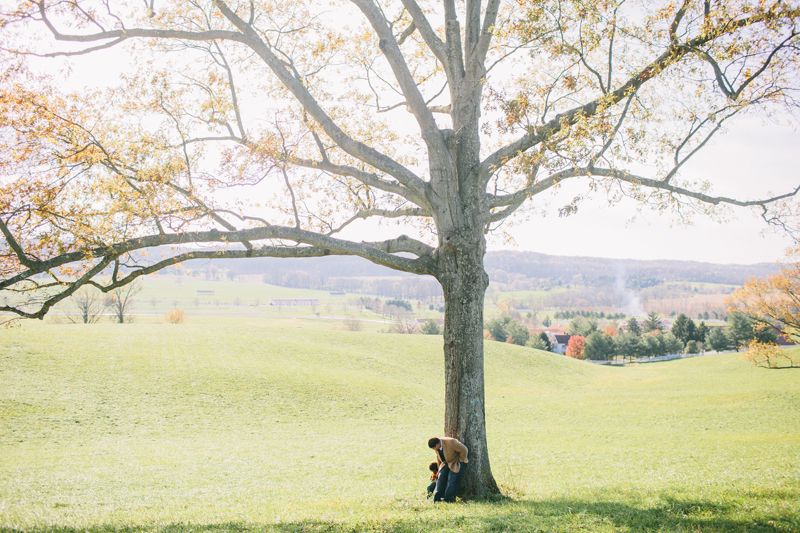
[{"xmin": 426, "ymin": 462, "xmax": 439, "ymax": 497}]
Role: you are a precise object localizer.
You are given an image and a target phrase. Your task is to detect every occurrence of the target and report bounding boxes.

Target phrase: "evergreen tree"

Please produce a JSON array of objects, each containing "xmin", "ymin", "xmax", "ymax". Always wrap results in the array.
[
  {"xmin": 567, "ymin": 316, "xmax": 598, "ymax": 337},
  {"xmin": 643, "ymin": 312, "xmax": 663, "ymax": 332},
  {"xmin": 684, "ymin": 340, "xmax": 700, "ymax": 354},
  {"xmin": 754, "ymin": 324, "xmax": 779, "ymax": 344},
  {"xmin": 727, "ymin": 312, "xmax": 755, "ymax": 350},
  {"xmin": 584, "ymin": 331, "xmax": 615, "ymax": 360},
  {"xmin": 726, "ymin": 314, "xmax": 777, "ymax": 346},
  {"xmin": 672, "ymin": 314, "xmax": 696, "ymax": 346},
  {"xmin": 615, "ymin": 332, "xmax": 645, "ymax": 361},
  {"xmin": 486, "ymin": 316, "xmax": 511, "ymax": 343},
  {"xmin": 696, "ymin": 321, "xmax": 709, "ymax": 343},
  {"xmin": 538, "ymin": 332, "xmax": 552, "ymax": 351},
  {"xmin": 644, "ymin": 335, "xmax": 662, "ymax": 357},
  {"xmin": 526, "ymin": 336, "xmax": 549, "ymax": 351},
  {"xmin": 626, "ymin": 317, "xmax": 643, "ymax": 336},
  {"xmin": 662, "ymin": 332, "xmax": 684, "ymax": 354},
  {"xmin": 707, "ymin": 327, "xmax": 730, "ymax": 352}
]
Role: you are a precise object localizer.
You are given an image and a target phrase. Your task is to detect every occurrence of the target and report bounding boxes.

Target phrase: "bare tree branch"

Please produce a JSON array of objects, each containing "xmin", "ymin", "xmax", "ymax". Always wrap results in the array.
[
  {"xmin": 480, "ymin": 7, "xmax": 800, "ymax": 181},
  {"xmin": 0, "ymin": 256, "xmax": 112, "ymax": 319},
  {"xmin": 351, "ymin": 0, "xmax": 446, "ymax": 153},
  {"xmin": 444, "ymin": 0, "xmax": 465, "ymax": 80},
  {"xmin": 472, "ymin": 0, "xmax": 501, "ymax": 68},
  {"xmin": 489, "ymin": 165, "xmax": 800, "ymax": 224},
  {"xmin": 213, "ymin": 0, "xmax": 431, "ymax": 203},
  {"xmin": 35, "ymin": 1, "xmax": 245, "ymax": 48},
  {"xmin": 1, "ymin": 223, "xmax": 436, "ymax": 294},
  {"xmin": 399, "ymin": 0, "xmax": 448, "ymax": 68},
  {"xmin": 29, "ymin": 1, "xmax": 431, "ymax": 208},
  {"xmin": 691, "ymin": 29, "xmax": 799, "ymax": 100}
]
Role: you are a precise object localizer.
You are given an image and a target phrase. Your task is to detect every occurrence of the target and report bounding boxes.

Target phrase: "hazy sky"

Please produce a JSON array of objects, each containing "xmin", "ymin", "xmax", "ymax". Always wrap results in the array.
[
  {"xmin": 490, "ymin": 115, "xmax": 798, "ymax": 265},
  {"xmin": 502, "ymin": 114, "xmax": 798, "ymax": 264},
  {"xmin": 15, "ymin": 7, "xmax": 800, "ymax": 267}
]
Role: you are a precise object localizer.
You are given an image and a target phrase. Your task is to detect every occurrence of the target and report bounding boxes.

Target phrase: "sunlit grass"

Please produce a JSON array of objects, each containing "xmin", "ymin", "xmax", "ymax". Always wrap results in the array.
[{"xmin": 1, "ymin": 318, "xmax": 798, "ymax": 531}]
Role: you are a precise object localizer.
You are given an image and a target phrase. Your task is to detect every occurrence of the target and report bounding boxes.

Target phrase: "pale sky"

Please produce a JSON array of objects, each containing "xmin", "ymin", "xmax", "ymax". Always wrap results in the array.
[{"xmin": 14, "ymin": 8, "xmax": 800, "ymax": 267}]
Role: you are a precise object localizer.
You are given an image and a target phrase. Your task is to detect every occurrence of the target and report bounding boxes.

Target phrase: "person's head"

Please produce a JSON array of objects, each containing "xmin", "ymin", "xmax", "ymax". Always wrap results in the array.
[
  {"xmin": 427, "ymin": 437, "xmax": 440, "ymax": 450},
  {"xmin": 429, "ymin": 462, "xmax": 438, "ymax": 473}
]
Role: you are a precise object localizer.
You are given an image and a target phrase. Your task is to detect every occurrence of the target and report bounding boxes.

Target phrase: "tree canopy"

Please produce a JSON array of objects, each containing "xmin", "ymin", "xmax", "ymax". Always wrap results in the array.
[{"xmin": 1, "ymin": 1, "xmax": 798, "ymax": 320}]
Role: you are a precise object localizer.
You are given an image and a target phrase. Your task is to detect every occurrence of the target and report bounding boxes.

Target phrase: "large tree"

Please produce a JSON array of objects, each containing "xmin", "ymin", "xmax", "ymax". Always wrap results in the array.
[{"xmin": 1, "ymin": 1, "xmax": 799, "ymax": 496}]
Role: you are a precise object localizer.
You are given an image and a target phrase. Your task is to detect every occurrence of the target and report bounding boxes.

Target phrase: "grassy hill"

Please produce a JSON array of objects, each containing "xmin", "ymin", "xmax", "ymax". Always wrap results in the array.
[{"xmin": 1, "ymin": 318, "xmax": 799, "ymax": 531}]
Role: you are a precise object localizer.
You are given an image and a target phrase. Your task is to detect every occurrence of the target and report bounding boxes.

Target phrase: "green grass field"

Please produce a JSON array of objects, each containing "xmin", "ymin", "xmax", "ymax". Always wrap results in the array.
[{"xmin": 1, "ymin": 318, "xmax": 799, "ymax": 532}]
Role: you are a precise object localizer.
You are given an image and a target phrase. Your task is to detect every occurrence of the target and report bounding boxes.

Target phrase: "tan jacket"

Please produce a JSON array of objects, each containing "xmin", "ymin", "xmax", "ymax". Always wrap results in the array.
[{"xmin": 435, "ymin": 437, "xmax": 469, "ymax": 474}]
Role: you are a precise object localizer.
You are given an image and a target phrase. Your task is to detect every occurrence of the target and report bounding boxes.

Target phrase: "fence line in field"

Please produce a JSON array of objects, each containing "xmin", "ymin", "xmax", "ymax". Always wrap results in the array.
[{"xmin": 587, "ymin": 351, "xmax": 734, "ymax": 366}]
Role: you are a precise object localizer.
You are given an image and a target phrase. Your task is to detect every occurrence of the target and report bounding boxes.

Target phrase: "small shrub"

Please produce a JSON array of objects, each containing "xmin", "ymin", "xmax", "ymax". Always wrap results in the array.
[
  {"xmin": 420, "ymin": 319, "xmax": 441, "ymax": 335},
  {"xmin": 486, "ymin": 317, "xmax": 510, "ymax": 342},
  {"xmin": 684, "ymin": 340, "xmax": 700, "ymax": 354},
  {"xmin": 486, "ymin": 315, "xmax": 528, "ymax": 344},
  {"xmin": 165, "ymin": 308, "xmax": 185, "ymax": 324},
  {"xmin": 343, "ymin": 317, "xmax": 363, "ymax": 331},
  {"xmin": 389, "ymin": 316, "xmax": 418, "ymax": 334},
  {"xmin": 526, "ymin": 336, "xmax": 549, "ymax": 351},
  {"xmin": 385, "ymin": 299, "xmax": 412, "ymax": 311}
]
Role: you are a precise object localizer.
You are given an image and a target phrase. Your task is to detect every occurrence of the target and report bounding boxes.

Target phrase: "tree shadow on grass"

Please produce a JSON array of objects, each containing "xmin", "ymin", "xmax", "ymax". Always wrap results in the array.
[{"xmin": 12, "ymin": 488, "xmax": 799, "ymax": 532}]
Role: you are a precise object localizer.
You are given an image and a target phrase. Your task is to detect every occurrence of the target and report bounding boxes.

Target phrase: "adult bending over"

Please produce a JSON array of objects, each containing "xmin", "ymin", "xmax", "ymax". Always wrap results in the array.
[{"xmin": 427, "ymin": 436, "xmax": 469, "ymax": 502}]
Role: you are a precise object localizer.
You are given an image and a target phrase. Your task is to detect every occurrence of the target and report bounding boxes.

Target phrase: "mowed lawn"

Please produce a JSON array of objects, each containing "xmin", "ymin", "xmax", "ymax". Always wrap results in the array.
[{"xmin": 1, "ymin": 318, "xmax": 799, "ymax": 532}]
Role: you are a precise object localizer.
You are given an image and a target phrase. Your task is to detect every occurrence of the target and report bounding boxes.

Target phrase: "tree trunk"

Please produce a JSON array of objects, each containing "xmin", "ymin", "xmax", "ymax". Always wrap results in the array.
[
  {"xmin": 432, "ymin": 52, "xmax": 496, "ymax": 496},
  {"xmin": 438, "ymin": 236, "xmax": 499, "ymax": 498}
]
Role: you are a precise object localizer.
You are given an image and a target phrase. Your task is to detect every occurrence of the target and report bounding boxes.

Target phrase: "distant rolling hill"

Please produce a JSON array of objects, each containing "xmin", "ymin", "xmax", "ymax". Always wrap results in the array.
[
  {"xmin": 484, "ymin": 250, "xmax": 779, "ymax": 287},
  {"xmin": 154, "ymin": 248, "xmax": 779, "ymax": 290}
]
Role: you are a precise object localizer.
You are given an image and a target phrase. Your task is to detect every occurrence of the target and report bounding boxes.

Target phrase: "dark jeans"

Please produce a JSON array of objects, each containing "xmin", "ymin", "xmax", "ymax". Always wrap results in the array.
[{"xmin": 433, "ymin": 462, "xmax": 466, "ymax": 502}]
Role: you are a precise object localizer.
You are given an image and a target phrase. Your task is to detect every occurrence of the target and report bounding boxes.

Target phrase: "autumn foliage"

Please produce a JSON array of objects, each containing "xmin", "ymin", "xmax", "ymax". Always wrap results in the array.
[
  {"xmin": 744, "ymin": 340, "xmax": 799, "ymax": 369},
  {"xmin": 602, "ymin": 325, "xmax": 618, "ymax": 337},
  {"xmin": 728, "ymin": 248, "xmax": 800, "ymax": 342},
  {"xmin": 565, "ymin": 335, "xmax": 586, "ymax": 359}
]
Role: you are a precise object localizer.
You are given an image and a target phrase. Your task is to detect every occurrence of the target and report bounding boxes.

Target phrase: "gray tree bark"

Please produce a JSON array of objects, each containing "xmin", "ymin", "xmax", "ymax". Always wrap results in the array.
[{"xmin": 438, "ymin": 232, "xmax": 499, "ymax": 497}]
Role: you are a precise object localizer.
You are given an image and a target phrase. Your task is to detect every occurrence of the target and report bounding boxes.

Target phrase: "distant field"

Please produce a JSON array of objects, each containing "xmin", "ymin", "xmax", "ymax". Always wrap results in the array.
[
  {"xmin": 1, "ymin": 318, "xmax": 799, "ymax": 532},
  {"xmin": 31, "ymin": 276, "xmax": 403, "ymax": 325}
]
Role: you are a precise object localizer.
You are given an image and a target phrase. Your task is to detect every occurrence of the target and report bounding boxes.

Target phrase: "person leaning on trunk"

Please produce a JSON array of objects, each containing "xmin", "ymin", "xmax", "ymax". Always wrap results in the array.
[{"xmin": 427, "ymin": 436, "xmax": 469, "ymax": 502}]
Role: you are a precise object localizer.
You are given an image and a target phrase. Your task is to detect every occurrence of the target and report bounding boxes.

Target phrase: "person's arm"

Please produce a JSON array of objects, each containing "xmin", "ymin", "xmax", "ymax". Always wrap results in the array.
[{"xmin": 454, "ymin": 440, "xmax": 469, "ymax": 463}]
